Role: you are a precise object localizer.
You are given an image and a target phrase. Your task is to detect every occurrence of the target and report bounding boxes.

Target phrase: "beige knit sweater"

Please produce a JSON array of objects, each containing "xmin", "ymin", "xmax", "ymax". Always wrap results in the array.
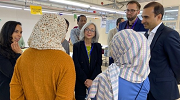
[{"xmin": 10, "ymin": 48, "xmax": 76, "ymax": 100}]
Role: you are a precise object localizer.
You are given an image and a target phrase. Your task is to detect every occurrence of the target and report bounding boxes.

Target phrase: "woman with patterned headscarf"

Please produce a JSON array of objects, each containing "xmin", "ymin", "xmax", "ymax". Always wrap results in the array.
[
  {"xmin": 88, "ymin": 29, "xmax": 150, "ymax": 100},
  {"xmin": 10, "ymin": 13, "xmax": 76, "ymax": 100}
]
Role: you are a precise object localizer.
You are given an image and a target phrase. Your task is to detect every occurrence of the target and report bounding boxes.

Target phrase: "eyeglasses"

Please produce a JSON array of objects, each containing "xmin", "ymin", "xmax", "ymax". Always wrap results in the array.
[
  {"xmin": 85, "ymin": 28, "xmax": 95, "ymax": 33},
  {"xmin": 124, "ymin": 9, "xmax": 139, "ymax": 13}
]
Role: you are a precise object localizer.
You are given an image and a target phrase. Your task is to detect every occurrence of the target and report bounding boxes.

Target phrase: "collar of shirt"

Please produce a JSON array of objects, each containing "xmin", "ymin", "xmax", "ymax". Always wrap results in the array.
[
  {"xmin": 148, "ymin": 22, "xmax": 162, "ymax": 35},
  {"xmin": 77, "ymin": 27, "xmax": 80, "ymax": 30},
  {"xmin": 128, "ymin": 21, "xmax": 134, "ymax": 26}
]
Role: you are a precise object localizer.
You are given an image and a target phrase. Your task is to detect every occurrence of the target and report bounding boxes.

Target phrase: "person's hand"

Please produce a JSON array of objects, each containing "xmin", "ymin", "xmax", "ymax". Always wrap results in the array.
[
  {"xmin": 84, "ymin": 79, "xmax": 92, "ymax": 88},
  {"xmin": 11, "ymin": 42, "xmax": 23, "ymax": 54}
]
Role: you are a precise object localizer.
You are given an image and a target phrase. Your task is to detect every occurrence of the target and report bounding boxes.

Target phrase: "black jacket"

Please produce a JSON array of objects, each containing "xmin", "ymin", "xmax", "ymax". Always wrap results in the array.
[
  {"xmin": 73, "ymin": 41, "xmax": 102, "ymax": 83},
  {"xmin": 0, "ymin": 50, "xmax": 21, "ymax": 100}
]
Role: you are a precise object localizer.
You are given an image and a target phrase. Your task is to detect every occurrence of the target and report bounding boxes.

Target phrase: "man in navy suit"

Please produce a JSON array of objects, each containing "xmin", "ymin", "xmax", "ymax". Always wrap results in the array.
[
  {"xmin": 119, "ymin": 1, "xmax": 147, "ymax": 32},
  {"xmin": 142, "ymin": 2, "xmax": 180, "ymax": 100},
  {"xmin": 109, "ymin": 1, "xmax": 148, "ymax": 66}
]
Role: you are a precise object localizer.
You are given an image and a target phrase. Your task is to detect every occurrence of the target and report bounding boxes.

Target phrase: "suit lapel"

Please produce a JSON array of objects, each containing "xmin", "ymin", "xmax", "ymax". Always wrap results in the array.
[
  {"xmin": 134, "ymin": 18, "xmax": 141, "ymax": 31},
  {"xmin": 80, "ymin": 41, "xmax": 90, "ymax": 66},
  {"xmin": 144, "ymin": 32, "xmax": 149, "ymax": 39},
  {"xmin": 150, "ymin": 23, "xmax": 165, "ymax": 50},
  {"xmin": 122, "ymin": 21, "xmax": 127, "ymax": 29}
]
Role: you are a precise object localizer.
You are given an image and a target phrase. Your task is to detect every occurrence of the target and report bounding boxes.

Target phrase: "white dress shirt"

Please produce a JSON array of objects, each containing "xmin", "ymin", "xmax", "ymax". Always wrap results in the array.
[{"xmin": 147, "ymin": 22, "xmax": 162, "ymax": 45}]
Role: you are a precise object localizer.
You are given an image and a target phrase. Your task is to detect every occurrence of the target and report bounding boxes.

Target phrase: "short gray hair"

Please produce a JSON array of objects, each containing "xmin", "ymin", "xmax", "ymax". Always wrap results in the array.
[{"xmin": 79, "ymin": 22, "xmax": 99, "ymax": 43}]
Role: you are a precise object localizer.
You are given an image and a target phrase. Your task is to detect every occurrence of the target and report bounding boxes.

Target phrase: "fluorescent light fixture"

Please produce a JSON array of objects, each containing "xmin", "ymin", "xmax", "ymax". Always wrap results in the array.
[
  {"xmin": 165, "ymin": 18, "xmax": 175, "ymax": 19},
  {"xmin": 0, "ymin": 5, "xmax": 22, "ymax": 10},
  {"xmin": 90, "ymin": 6, "xmax": 116, "ymax": 13},
  {"xmin": 24, "ymin": 8, "xmax": 58, "ymax": 14},
  {"xmin": 61, "ymin": 13, "xmax": 74, "ymax": 16},
  {"xmin": 42, "ymin": 10, "xmax": 58, "ymax": 14},
  {"xmin": 116, "ymin": 11, "xmax": 126, "ymax": 15},
  {"xmin": 50, "ymin": 0, "xmax": 90, "ymax": 8},
  {"xmin": 24, "ymin": 8, "xmax": 30, "ymax": 11},
  {"xmin": 165, "ymin": 10, "xmax": 178, "ymax": 12},
  {"xmin": 86, "ymin": 15, "xmax": 98, "ymax": 18},
  {"xmin": 86, "ymin": 16, "xmax": 94, "ymax": 18}
]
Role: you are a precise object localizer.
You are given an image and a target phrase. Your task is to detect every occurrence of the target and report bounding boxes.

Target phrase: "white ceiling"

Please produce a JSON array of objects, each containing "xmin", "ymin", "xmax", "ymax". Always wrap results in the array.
[{"xmin": 0, "ymin": 0, "xmax": 177, "ymax": 20}]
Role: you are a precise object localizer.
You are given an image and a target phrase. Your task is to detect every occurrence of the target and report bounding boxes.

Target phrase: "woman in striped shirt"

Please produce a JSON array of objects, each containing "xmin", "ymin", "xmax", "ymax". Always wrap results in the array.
[{"xmin": 88, "ymin": 29, "xmax": 150, "ymax": 100}]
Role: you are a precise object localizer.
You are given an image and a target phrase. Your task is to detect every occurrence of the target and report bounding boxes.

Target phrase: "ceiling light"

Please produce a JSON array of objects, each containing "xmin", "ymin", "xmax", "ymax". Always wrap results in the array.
[
  {"xmin": 50, "ymin": 0, "xmax": 90, "ymax": 8},
  {"xmin": 24, "ymin": 8, "xmax": 30, "ymax": 11},
  {"xmin": 42, "ymin": 10, "xmax": 58, "ymax": 14},
  {"xmin": 90, "ymin": 6, "xmax": 116, "ymax": 13},
  {"xmin": 24, "ymin": 8, "xmax": 58, "ymax": 14},
  {"xmin": 60, "ymin": 13, "xmax": 74, "ymax": 16},
  {"xmin": 116, "ymin": 11, "xmax": 126, "ymax": 15},
  {"xmin": 165, "ymin": 10, "xmax": 178, "ymax": 12},
  {"xmin": 165, "ymin": 18, "xmax": 175, "ymax": 19},
  {"xmin": 0, "ymin": 5, "xmax": 22, "ymax": 9},
  {"xmin": 86, "ymin": 15, "xmax": 100, "ymax": 18}
]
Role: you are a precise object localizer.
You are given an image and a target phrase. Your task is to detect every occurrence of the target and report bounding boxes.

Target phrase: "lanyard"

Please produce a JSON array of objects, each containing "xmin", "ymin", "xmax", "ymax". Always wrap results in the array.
[
  {"xmin": 84, "ymin": 42, "xmax": 94, "ymax": 60},
  {"xmin": 126, "ymin": 18, "xmax": 138, "ymax": 29}
]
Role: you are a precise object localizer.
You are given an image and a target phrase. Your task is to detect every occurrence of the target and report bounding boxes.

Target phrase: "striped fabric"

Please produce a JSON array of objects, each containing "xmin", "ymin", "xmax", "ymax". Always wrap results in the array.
[
  {"xmin": 88, "ymin": 63, "xmax": 119, "ymax": 100},
  {"xmin": 110, "ymin": 29, "xmax": 150, "ymax": 83},
  {"xmin": 88, "ymin": 29, "xmax": 150, "ymax": 100}
]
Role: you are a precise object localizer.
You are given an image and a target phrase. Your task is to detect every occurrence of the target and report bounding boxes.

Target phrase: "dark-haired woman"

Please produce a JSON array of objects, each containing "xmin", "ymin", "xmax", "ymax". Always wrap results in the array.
[{"xmin": 0, "ymin": 21, "xmax": 23, "ymax": 100}]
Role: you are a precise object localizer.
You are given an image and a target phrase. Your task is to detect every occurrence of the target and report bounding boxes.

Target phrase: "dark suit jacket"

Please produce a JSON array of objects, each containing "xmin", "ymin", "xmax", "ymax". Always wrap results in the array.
[
  {"xmin": 0, "ymin": 51, "xmax": 21, "ymax": 100},
  {"xmin": 119, "ymin": 17, "xmax": 148, "ymax": 32},
  {"xmin": 73, "ymin": 41, "xmax": 102, "ymax": 87},
  {"xmin": 145, "ymin": 23, "xmax": 180, "ymax": 100}
]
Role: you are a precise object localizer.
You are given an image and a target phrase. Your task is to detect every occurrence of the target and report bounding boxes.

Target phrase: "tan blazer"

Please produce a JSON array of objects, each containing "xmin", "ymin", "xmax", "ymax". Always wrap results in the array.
[{"xmin": 107, "ymin": 28, "xmax": 118, "ymax": 56}]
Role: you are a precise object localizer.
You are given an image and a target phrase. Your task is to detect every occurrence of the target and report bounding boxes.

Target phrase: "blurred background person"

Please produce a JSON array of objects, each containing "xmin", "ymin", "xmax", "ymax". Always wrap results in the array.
[
  {"xmin": 62, "ymin": 19, "xmax": 70, "ymax": 54},
  {"xmin": 70, "ymin": 15, "xmax": 87, "ymax": 45},
  {"xmin": 88, "ymin": 29, "xmax": 150, "ymax": 100},
  {"xmin": 0, "ymin": 21, "xmax": 23, "ymax": 100},
  {"xmin": 73, "ymin": 22, "xmax": 102, "ymax": 100},
  {"xmin": 69, "ymin": 15, "xmax": 87, "ymax": 52},
  {"xmin": 10, "ymin": 13, "xmax": 76, "ymax": 100},
  {"xmin": 107, "ymin": 18, "xmax": 124, "ymax": 65},
  {"xmin": 18, "ymin": 36, "xmax": 25, "ymax": 49}
]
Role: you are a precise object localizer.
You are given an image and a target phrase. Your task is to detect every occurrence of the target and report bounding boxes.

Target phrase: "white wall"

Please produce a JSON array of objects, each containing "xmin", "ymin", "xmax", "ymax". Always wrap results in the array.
[
  {"xmin": 0, "ymin": 7, "xmax": 108, "ymax": 47},
  {"xmin": 0, "ymin": 8, "xmax": 41, "ymax": 47}
]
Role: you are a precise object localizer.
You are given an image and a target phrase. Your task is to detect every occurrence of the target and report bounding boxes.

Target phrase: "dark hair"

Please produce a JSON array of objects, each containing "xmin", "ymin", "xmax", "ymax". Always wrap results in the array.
[
  {"xmin": 65, "ymin": 19, "xmax": 69, "ymax": 28},
  {"xmin": 77, "ymin": 15, "xmax": 87, "ymax": 22},
  {"xmin": 116, "ymin": 18, "xmax": 124, "ymax": 26},
  {"xmin": 0, "ymin": 21, "xmax": 21, "ymax": 59},
  {"xmin": 127, "ymin": 1, "xmax": 141, "ymax": 10},
  {"xmin": 144, "ymin": 2, "xmax": 164, "ymax": 20}
]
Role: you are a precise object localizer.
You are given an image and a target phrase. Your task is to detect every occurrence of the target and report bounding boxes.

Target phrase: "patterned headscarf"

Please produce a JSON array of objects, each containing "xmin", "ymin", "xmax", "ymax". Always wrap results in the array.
[
  {"xmin": 109, "ymin": 29, "xmax": 150, "ymax": 83},
  {"xmin": 28, "ymin": 13, "xmax": 67, "ymax": 51}
]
